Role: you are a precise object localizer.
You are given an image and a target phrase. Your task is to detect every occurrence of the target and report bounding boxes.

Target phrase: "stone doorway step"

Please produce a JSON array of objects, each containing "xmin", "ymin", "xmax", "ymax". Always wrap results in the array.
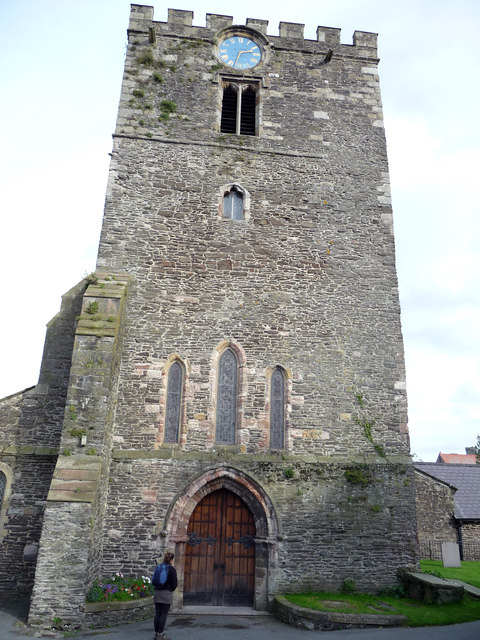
[{"xmin": 178, "ymin": 606, "xmax": 271, "ymax": 616}]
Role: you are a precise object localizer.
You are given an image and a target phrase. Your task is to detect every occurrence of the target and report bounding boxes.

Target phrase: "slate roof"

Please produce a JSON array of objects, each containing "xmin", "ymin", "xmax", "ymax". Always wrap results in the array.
[
  {"xmin": 414, "ymin": 462, "xmax": 480, "ymax": 521},
  {"xmin": 437, "ymin": 452, "xmax": 477, "ymax": 464}
]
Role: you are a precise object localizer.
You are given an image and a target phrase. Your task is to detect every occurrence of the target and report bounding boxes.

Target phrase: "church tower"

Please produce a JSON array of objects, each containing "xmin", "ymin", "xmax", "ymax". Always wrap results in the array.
[{"xmin": 2, "ymin": 5, "xmax": 418, "ymax": 628}]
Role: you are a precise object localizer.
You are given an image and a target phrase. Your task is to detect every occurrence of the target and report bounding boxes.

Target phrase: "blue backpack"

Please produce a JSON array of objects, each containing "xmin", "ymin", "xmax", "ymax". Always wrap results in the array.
[{"xmin": 152, "ymin": 563, "xmax": 169, "ymax": 588}]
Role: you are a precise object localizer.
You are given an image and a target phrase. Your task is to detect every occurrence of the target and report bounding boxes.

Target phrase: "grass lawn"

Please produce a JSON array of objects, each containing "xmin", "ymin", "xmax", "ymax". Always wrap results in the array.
[
  {"xmin": 420, "ymin": 559, "xmax": 480, "ymax": 589},
  {"xmin": 285, "ymin": 591, "xmax": 480, "ymax": 626},
  {"xmin": 285, "ymin": 561, "xmax": 480, "ymax": 627}
]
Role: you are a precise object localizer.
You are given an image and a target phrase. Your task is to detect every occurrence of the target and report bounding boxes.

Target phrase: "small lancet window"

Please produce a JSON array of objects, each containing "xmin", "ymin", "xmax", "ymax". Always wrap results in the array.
[
  {"xmin": 215, "ymin": 348, "xmax": 238, "ymax": 444},
  {"xmin": 220, "ymin": 83, "xmax": 257, "ymax": 136},
  {"xmin": 164, "ymin": 361, "xmax": 184, "ymax": 443},
  {"xmin": 270, "ymin": 368, "xmax": 285, "ymax": 449},
  {"xmin": 0, "ymin": 472, "xmax": 6, "ymax": 509},
  {"xmin": 223, "ymin": 186, "xmax": 244, "ymax": 220}
]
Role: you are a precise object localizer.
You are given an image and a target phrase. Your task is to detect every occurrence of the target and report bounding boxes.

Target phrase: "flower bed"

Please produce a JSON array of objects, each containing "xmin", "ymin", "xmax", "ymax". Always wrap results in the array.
[{"xmin": 86, "ymin": 573, "xmax": 153, "ymax": 603}]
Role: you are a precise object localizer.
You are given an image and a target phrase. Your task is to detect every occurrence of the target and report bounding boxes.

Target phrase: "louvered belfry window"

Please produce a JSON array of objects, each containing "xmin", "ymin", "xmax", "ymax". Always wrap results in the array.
[
  {"xmin": 165, "ymin": 361, "xmax": 183, "ymax": 443},
  {"xmin": 220, "ymin": 85, "xmax": 238, "ymax": 134},
  {"xmin": 220, "ymin": 83, "xmax": 257, "ymax": 136},
  {"xmin": 270, "ymin": 368, "xmax": 285, "ymax": 449},
  {"xmin": 216, "ymin": 348, "xmax": 238, "ymax": 444},
  {"xmin": 240, "ymin": 87, "xmax": 256, "ymax": 135}
]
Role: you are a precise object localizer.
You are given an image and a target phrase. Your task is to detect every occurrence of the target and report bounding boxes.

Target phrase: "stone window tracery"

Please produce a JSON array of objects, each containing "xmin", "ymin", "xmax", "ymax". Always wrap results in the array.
[
  {"xmin": 0, "ymin": 472, "xmax": 6, "ymax": 511},
  {"xmin": 215, "ymin": 348, "xmax": 238, "ymax": 444},
  {"xmin": 270, "ymin": 367, "xmax": 286, "ymax": 449},
  {"xmin": 0, "ymin": 464, "xmax": 13, "ymax": 543},
  {"xmin": 165, "ymin": 360, "xmax": 184, "ymax": 443}
]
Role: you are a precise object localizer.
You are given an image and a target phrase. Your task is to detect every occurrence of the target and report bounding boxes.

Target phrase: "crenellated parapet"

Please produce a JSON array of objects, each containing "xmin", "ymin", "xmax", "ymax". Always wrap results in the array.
[{"xmin": 128, "ymin": 4, "xmax": 378, "ymax": 58}]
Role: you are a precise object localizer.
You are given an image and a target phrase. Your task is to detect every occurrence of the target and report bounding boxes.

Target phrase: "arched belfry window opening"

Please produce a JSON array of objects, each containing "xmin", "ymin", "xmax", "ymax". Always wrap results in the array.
[
  {"xmin": 220, "ymin": 85, "xmax": 238, "ymax": 134},
  {"xmin": 220, "ymin": 83, "xmax": 257, "ymax": 136},
  {"xmin": 165, "ymin": 361, "xmax": 184, "ymax": 443},
  {"xmin": 240, "ymin": 86, "xmax": 256, "ymax": 135},
  {"xmin": 216, "ymin": 348, "xmax": 238, "ymax": 444},
  {"xmin": 270, "ymin": 368, "xmax": 285, "ymax": 449},
  {"xmin": 223, "ymin": 186, "xmax": 244, "ymax": 220}
]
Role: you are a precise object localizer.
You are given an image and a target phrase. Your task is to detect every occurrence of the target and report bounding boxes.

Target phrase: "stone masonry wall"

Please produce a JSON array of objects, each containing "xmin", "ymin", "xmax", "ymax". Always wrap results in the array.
[
  {"xmin": 461, "ymin": 523, "xmax": 480, "ymax": 545},
  {"xmin": 0, "ymin": 454, "xmax": 56, "ymax": 594},
  {"xmin": 98, "ymin": 138, "xmax": 406, "ymax": 458},
  {"xmin": 101, "ymin": 455, "xmax": 417, "ymax": 597},
  {"xmin": 414, "ymin": 470, "xmax": 456, "ymax": 543}
]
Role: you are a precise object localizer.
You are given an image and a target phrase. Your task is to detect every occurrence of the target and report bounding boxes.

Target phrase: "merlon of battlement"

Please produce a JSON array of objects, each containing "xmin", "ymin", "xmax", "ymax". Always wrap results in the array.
[
  {"xmin": 206, "ymin": 13, "xmax": 233, "ymax": 30},
  {"xmin": 246, "ymin": 18, "xmax": 269, "ymax": 35},
  {"xmin": 168, "ymin": 7, "xmax": 193, "ymax": 25},
  {"xmin": 279, "ymin": 22, "xmax": 304, "ymax": 39},
  {"xmin": 128, "ymin": 5, "xmax": 377, "ymax": 54}
]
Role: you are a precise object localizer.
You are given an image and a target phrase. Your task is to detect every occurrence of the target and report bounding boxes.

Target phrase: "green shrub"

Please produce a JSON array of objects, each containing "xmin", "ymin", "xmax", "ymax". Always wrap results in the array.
[
  {"xmin": 342, "ymin": 578, "xmax": 356, "ymax": 594},
  {"xmin": 136, "ymin": 49, "xmax": 154, "ymax": 66},
  {"xmin": 86, "ymin": 301, "xmax": 99, "ymax": 315}
]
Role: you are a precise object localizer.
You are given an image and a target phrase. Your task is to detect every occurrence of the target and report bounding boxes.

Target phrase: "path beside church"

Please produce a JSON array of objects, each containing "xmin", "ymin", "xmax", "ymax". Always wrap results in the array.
[{"xmin": 1, "ymin": 600, "xmax": 480, "ymax": 640}]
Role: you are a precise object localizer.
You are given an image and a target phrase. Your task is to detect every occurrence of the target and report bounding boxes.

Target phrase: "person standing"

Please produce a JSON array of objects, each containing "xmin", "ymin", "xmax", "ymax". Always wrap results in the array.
[{"xmin": 152, "ymin": 552, "xmax": 178, "ymax": 640}]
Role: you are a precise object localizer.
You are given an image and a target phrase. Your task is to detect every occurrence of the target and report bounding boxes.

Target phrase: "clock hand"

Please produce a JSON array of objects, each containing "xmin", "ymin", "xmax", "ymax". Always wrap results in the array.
[{"xmin": 234, "ymin": 47, "xmax": 256, "ymax": 65}]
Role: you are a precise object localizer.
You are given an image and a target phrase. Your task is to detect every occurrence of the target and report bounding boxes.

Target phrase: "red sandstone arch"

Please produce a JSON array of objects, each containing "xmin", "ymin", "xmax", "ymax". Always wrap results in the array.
[{"xmin": 159, "ymin": 465, "xmax": 279, "ymax": 610}]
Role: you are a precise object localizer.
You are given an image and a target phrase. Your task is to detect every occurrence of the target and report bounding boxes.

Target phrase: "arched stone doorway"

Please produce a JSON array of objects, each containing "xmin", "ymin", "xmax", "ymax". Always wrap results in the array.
[{"xmin": 161, "ymin": 465, "xmax": 279, "ymax": 610}]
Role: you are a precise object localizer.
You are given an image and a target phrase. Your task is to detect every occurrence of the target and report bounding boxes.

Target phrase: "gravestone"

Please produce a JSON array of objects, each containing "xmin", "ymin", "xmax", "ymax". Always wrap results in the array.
[{"xmin": 442, "ymin": 541, "xmax": 461, "ymax": 568}]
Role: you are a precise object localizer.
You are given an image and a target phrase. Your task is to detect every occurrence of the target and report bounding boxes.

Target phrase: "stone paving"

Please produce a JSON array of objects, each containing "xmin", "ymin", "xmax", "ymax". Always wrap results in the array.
[{"xmin": 2, "ymin": 599, "xmax": 480, "ymax": 640}]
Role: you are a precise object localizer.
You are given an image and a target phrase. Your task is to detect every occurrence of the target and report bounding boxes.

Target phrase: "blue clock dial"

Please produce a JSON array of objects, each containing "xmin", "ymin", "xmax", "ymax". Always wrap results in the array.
[{"xmin": 219, "ymin": 35, "xmax": 262, "ymax": 70}]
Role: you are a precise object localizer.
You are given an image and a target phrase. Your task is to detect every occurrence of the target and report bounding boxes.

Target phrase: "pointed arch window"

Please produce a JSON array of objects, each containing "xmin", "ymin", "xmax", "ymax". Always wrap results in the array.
[
  {"xmin": 165, "ymin": 361, "xmax": 184, "ymax": 443},
  {"xmin": 270, "ymin": 368, "xmax": 285, "ymax": 449},
  {"xmin": 223, "ymin": 186, "xmax": 244, "ymax": 220},
  {"xmin": 0, "ymin": 465, "xmax": 12, "ymax": 543},
  {"xmin": 216, "ymin": 348, "xmax": 238, "ymax": 444},
  {"xmin": 0, "ymin": 472, "xmax": 6, "ymax": 511}
]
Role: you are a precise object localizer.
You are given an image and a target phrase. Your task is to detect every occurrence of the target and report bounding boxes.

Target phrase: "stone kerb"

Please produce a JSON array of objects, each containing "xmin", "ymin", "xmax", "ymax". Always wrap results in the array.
[
  {"xmin": 273, "ymin": 595, "xmax": 407, "ymax": 631},
  {"xmin": 83, "ymin": 596, "xmax": 153, "ymax": 629}
]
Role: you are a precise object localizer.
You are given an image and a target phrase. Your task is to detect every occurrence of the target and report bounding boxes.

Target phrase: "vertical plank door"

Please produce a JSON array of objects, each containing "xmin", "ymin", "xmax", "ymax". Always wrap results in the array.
[{"xmin": 184, "ymin": 489, "xmax": 255, "ymax": 605}]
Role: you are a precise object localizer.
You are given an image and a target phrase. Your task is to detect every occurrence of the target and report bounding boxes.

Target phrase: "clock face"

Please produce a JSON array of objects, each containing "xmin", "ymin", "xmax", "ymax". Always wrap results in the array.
[{"xmin": 219, "ymin": 35, "xmax": 262, "ymax": 70}]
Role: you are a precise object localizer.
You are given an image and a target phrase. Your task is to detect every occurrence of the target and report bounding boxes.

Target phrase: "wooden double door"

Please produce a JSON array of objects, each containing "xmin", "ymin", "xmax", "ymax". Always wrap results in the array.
[{"xmin": 184, "ymin": 489, "xmax": 255, "ymax": 606}]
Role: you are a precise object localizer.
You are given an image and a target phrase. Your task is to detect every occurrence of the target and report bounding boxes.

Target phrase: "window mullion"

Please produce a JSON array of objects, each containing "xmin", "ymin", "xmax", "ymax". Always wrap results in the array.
[{"xmin": 236, "ymin": 87, "xmax": 242, "ymax": 135}]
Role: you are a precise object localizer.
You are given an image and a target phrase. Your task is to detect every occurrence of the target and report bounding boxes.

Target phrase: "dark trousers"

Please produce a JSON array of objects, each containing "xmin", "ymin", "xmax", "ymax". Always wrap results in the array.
[{"xmin": 154, "ymin": 602, "xmax": 171, "ymax": 633}]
